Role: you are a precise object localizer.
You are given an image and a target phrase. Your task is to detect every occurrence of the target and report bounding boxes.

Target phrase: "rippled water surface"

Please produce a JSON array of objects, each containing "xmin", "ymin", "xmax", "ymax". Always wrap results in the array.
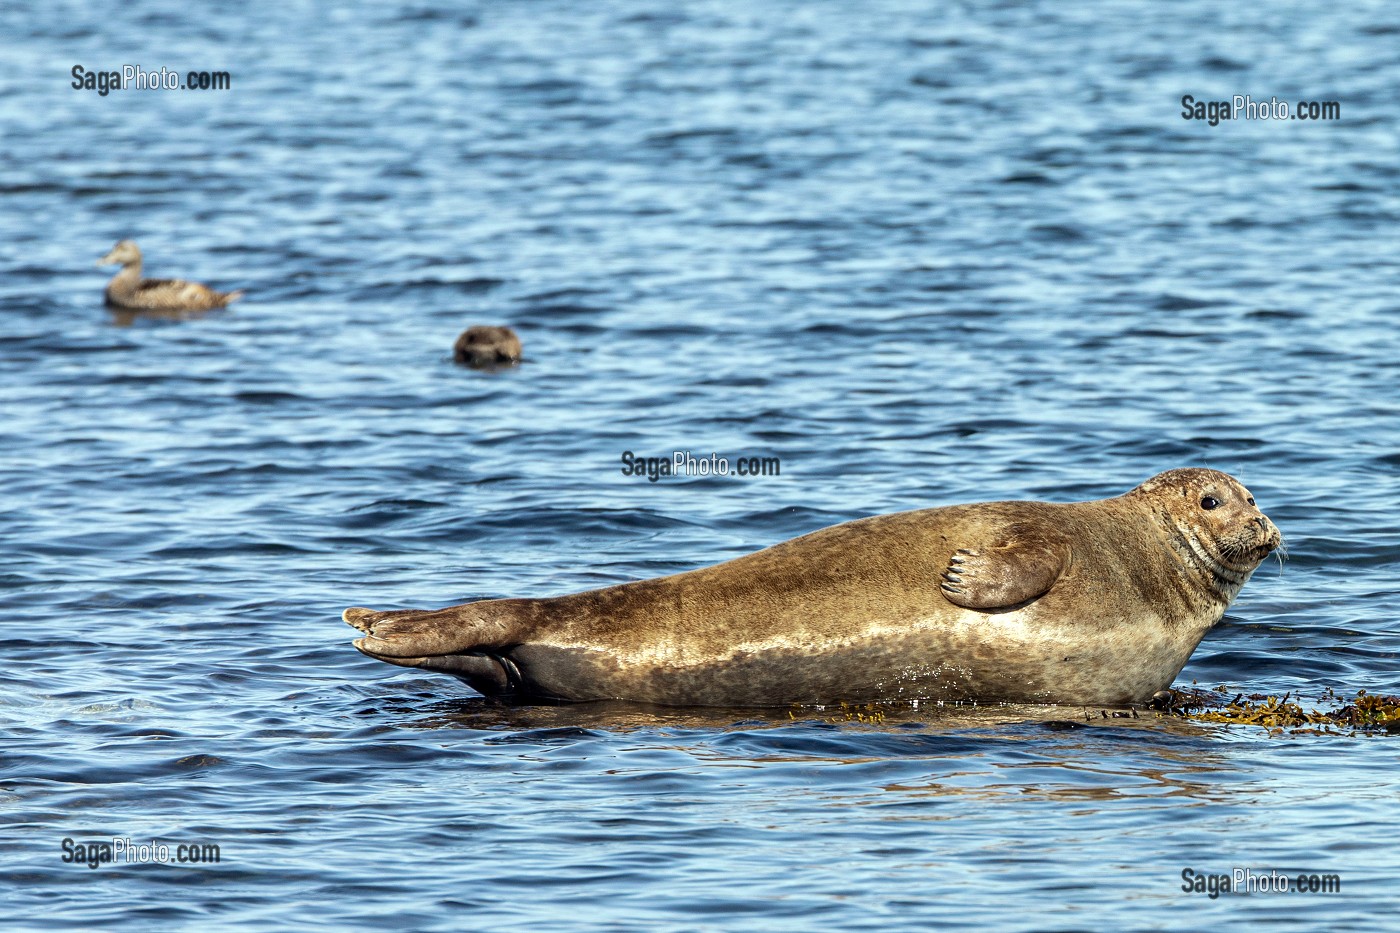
[{"xmin": 3, "ymin": 1, "xmax": 1399, "ymax": 929}]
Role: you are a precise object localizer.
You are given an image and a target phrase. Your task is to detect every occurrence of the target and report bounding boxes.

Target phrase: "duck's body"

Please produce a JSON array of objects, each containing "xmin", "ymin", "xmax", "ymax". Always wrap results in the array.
[{"xmin": 98, "ymin": 240, "xmax": 243, "ymax": 312}]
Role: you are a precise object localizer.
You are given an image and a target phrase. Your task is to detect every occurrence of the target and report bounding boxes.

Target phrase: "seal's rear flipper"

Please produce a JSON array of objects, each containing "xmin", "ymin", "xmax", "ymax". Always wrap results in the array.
[
  {"xmin": 351, "ymin": 638, "xmax": 518, "ymax": 695},
  {"xmin": 343, "ymin": 607, "xmax": 381, "ymax": 633},
  {"xmin": 345, "ymin": 603, "xmax": 532, "ymax": 696},
  {"xmin": 342, "ymin": 603, "xmax": 524, "ymax": 656}
]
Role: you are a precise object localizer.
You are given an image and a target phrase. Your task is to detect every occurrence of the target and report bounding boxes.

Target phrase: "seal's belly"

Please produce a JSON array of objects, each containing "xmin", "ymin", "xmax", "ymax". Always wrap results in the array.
[{"xmin": 508, "ymin": 610, "xmax": 1200, "ymax": 707}]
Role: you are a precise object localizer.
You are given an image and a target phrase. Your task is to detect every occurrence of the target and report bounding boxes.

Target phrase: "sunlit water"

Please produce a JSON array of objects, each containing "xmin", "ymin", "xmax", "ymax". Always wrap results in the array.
[{"xmin": 2, "ymin": 1, "xmax": 1398, "ymax": 929}]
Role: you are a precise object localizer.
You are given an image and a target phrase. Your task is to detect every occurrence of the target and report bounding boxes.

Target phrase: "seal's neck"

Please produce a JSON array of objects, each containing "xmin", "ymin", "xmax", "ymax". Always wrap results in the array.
[{"xmin": 1150, "ymin": 506, "xmax": 1252, "ymax": 612}]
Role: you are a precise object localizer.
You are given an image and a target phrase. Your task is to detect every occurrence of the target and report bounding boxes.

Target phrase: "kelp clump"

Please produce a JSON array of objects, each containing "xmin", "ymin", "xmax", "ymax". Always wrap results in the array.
[{"xmin": 1151, "ymin": 687, "xmax": 1400, "ymax": 736}]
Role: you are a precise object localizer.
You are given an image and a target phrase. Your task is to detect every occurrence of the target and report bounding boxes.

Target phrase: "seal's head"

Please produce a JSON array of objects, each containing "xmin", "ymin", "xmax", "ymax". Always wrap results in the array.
[
  {"xmin": 454, "ymin": 325, "xmax": 522, "ymax": 368},
  {"xmin": 1129, "ymin": 468, "xmax": 1282, "ymax": 589},
  {"xmin": 98, "ymin": 239, "xmax": 142, "ymax": 267}
]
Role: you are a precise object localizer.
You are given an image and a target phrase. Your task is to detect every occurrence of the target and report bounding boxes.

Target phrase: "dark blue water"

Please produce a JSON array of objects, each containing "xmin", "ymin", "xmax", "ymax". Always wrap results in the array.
[{"xmin": 2, "ymin": 1, "xmax": 1398, "ymax": 928}]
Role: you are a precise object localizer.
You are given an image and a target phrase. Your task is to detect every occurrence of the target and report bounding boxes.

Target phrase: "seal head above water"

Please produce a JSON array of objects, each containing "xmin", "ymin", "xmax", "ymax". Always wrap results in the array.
[
  {"xmin": 345, "ymin": 468, "xmax": 1281, "ymax": 707},
  {"xmin": 454, "ymin": 325, "xmax": 522, "ymax": 368}
]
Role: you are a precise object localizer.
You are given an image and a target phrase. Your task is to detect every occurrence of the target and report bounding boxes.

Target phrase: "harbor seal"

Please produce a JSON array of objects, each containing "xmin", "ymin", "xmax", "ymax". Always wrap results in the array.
[
  {"xmin": 454, "ymin": 325, "xmax": 522, "ymax": 368},
  {"xmin": 345, "ymin": 468, "xmax": 1281, "ymax": 707}
]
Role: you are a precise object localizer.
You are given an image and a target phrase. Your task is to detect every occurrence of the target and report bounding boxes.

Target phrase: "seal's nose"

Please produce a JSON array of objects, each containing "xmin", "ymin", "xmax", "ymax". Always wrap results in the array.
[{"xmin": 1251, "ymin": 515, "xmax": 1282, "ymax": 550}]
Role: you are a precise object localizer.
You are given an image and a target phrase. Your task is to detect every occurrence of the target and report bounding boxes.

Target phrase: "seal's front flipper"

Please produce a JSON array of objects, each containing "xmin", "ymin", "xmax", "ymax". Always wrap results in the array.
[{"xmin": 938, "ymin": 522, "xmax": 1070, "ymax": 611}]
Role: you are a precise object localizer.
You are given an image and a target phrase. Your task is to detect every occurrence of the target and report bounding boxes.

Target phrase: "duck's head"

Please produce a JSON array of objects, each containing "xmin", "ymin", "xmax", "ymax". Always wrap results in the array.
[{"xmin": 98, "ymin": 240, "xmax": 142, "ymax": 267}]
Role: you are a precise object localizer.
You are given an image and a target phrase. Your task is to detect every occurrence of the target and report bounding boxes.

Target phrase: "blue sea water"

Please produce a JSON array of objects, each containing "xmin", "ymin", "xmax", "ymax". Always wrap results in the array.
[{"xmin": 1, "ymin": 1, "xmax": 1398, "ymax": 929}]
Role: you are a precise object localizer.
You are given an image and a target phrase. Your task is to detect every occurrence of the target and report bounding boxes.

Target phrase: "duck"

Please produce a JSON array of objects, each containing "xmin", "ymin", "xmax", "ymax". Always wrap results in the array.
[
  {"xmin": 97, "ymin": 240, "xmax": 244, "ymax": 312},
  {"xmin": 454, "ymin": 325, "xmax": 522, "ymax": 368}
]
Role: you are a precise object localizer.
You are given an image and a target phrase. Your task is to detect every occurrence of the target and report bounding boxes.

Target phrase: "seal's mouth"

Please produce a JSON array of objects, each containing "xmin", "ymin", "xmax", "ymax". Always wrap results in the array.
[
  {"xmin": 1222, "ymin": 522, "xmax": 1283, "ymax": 567},
  {"xmin": 1240, "ymin": 541, "xmax": 1279, "ymax": 563}
]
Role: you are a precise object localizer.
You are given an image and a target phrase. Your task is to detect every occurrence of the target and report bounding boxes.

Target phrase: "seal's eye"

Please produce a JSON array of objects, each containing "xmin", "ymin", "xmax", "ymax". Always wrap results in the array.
[
  {"xmin": 1201, "ymin": 496, "xmax": 1220, "ymax": 510},
  {"xmin": 1247, "ymin": 497, "xmax": 1255, "ymax": 506}
]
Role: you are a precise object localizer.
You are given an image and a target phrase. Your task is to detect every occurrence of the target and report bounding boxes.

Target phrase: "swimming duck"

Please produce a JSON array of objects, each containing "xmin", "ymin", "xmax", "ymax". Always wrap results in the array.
[
  {"xmin": 97, "ymin": 240, "xmax": 244, "ymax": 311},
  {"xmin": 454, "ymin": 325, "xmax": 522, "ymax": 368}
]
